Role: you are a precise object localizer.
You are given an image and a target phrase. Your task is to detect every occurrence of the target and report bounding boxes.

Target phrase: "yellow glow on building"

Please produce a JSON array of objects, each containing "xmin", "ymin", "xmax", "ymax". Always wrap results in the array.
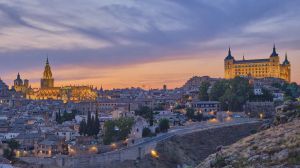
[
  {"xmin": 224, "ymin": 46, "xmax": 291, "ymax": 82},
  {"xmin": 259, "ymin": 113, "xmax": 263, "ymax": 119},
  {"xmin": 150, "ymin": 149, "xmax": 159, "ymax": 158},
  {"xmin": 111, "ymin": 143, "xmax": 117, "ymax": 150},
  {"xmin": 89, "ymin": 146, "xmax": 98, "ymax": 153},
  {"xmin": 25, "ymin": 58, "xmax": 97, "ymax": 102},
  {"xmin": 209, "ymin": 118, "xmax": 218, "ymax": 123}
]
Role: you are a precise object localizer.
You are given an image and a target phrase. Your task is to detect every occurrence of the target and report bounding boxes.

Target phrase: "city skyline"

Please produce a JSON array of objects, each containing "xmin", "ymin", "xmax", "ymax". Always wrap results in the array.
[{"xmin": 0, "ymin": 0, "xmax": 300, "ymax": 89}]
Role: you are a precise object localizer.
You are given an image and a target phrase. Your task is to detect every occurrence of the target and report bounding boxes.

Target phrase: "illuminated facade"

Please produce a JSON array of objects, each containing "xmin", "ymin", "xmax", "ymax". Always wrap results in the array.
[
  {"xmin": 224, "ymin": 45, "xmax": 291, "ymax": 82},
  {"xmin": 13, "ymin": 73, "xmax": 30, "ymax": 93},
  {"xmin": 27, "ymin": 58, "xmax": 97, "ymax": 102}
]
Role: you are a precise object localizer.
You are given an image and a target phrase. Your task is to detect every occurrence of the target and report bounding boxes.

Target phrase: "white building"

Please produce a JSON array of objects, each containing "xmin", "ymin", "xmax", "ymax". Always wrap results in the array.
[
  {"xmin": 129, "ymin": 116, "xmax": 149, "ymax": 141},
  {"xmin": 189, "ymin": 101, "xmax": 221, "ymax": 112}
]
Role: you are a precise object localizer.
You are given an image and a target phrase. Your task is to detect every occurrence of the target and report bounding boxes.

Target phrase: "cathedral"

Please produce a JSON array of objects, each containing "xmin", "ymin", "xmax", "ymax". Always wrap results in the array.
[
  {"xmin": 23, "ymin": 58, "xmax": 98, "ymax": 103},
  {"xmin": 224, "ymin": 45, "xmax": 291, "ymax": 82}
]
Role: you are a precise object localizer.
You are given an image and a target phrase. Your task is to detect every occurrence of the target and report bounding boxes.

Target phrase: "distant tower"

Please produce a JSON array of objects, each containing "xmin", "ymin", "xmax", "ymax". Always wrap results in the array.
[
  {"xmin": 224, "ymin": 47, "xmax": 235, "ymax": 79},
  {"xmin": 163, "ymin": 84, "xmax": 167, "ymax": 91},
  {"xmin": 269, "ymin": 44, "xmax": 280, "ymax": 78},
  {"xmin": 281, "ymin": 52, "xmax": 291, "ymax": 82},
  {"xmin": 41, "ymin": 57, "xmax": 54, "ymax": 88},
  {"xmin": 14, "ymin": 73, "xmax": 23, "ymax": 86}
]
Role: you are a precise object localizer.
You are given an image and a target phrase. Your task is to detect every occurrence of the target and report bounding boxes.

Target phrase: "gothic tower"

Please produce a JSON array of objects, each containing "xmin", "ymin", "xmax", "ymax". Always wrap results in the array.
[{"xmin": 41, "ymin": 57, "xmax": 54, "ymax": 88}]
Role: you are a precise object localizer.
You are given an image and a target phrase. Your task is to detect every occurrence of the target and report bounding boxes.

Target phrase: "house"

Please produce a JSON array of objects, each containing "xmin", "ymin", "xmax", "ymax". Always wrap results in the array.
[
  {"xmin": 273, "ymin": 91, "xmax": 284, "ymax": 101},
  {"xmin": 15, "ymin": 133, "xmax": 42, "ymax": 151},
  {"xmin": 154, "ymin": 110, "xmax": 186, "ymax": 126},
  {"xmin": 55, "ymin": 127, "xmax": 77, "ymax": 141},
  {"xmin": 35, "ymin": 135, "xmax": 67, "ymax": 157},
  {"xmin": 128, "ymin": 116, "xmax": 149, "ymax": 143},
  {"xmin": 189, "ymin": 101, "xmax": 221, "ymax": 112},
  {"xmin": 112, "ymin": 109, "xmax": 134, "ymax": 119}
]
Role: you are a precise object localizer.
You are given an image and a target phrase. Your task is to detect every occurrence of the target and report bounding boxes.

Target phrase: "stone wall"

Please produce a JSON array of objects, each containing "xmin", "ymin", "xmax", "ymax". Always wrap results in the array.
[
  {"xmin": 20, "ymin": 139, "xmax": 157, "ymax": 168},
  {"xmin": 20, "ymin": 122, "xmax": 261, "ymax": 168},
  {"xmin": 244, "ymin": 101, "xmax": 275, "ymax": 118}
]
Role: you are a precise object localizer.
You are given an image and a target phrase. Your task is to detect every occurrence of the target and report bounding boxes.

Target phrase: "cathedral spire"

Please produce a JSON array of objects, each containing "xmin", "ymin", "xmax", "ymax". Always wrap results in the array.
[
  {"xmin": 41, "ymin": 57, "xmax": 54, "ymax": 88},
  {"xmin": 43, "ymin": 57, "xmax": 53, "ymax": 79},
  {"xmin": 17, "ymin": 72, "xmax": 21, "ymax": 80},
  {"xmin": 46, "ymin": 56, "xmax": 49, "ymax": 65}
]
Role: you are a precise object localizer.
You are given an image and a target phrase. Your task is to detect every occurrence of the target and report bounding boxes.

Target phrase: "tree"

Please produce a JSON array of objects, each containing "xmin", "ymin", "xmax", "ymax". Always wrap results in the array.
[
  {"xmin": 3, "ymin": 140, "xmax": 20, "ymax": 160},
  {"xmin": 219, "ymin": 77, "xmax": 251, "ymax": 111},
  {"xmin": 209, "ymin": 80, "xmax": 228, "ymax": 101},
  {"xmin": 249, "ymin": 88, "xmax": 273, "ymax": 102},
  {"xmin": 135, "ymin": 106, "xmax": 154, "ymax": 126},
  {"xmin": 90, "ymin": 116, "xmax": 95, "ymax": 136},
  {"xmin": 186, "ymin": 108, "xmax": 195, "ymax": 120},
  {"xmin": 94, "ymin": 111, "xmax": 100, "ymax": 136},
  {"xmin": 195, "ymin": 112, "xmax": 203, "ymax": 121},
  {"xmin": 159, "ymin": 119, "xmax": 170, "ymax": 133},
  {"xmin": 87, "ymin": 111, "xmax": 92, "ymax": 136},
  {"xmin": 103, "ymin": 117, "xmax": 134, "ymax": 145},
  {"xmin": 79, "ymin": 119, "xmax": 87, "ymax": 135},
  {"xmin": 199, "ymin": 81, "xmax": 210, "ymax": 101},
  {"xmin": 142, "ymin": 127, "xmax": 152, "ymax": 137},
  {"xmin": 56, "ymin": 111, "xmax": 62, "ymax": 124}
]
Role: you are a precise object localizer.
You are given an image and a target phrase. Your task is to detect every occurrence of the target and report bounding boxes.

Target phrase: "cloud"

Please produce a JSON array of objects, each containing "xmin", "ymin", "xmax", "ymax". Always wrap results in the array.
[{"xmin": 0, "ymin": 0, "xmax": 300, "ymax": 86}]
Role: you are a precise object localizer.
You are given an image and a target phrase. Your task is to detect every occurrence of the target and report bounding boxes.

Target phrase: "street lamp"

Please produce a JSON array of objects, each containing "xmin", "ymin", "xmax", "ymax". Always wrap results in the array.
[{"xmin": 150, "ymin": 149, "xmax": 159, "ymax": 158}]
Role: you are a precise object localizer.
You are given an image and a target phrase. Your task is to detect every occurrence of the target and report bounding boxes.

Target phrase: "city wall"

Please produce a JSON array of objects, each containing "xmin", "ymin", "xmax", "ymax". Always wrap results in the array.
[{"xmin": 20, "ymin": 122, "xmax": 260, "ymax": 168}]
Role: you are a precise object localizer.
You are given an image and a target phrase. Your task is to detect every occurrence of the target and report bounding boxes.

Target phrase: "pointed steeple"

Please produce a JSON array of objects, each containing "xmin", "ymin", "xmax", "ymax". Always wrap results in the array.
[
  {"xmin": 270, "ymin": 44, "xmax": 278, "ymax": 57},
  {"xmin": 243, "ymin": 54, "xmax": 245, "ymax": 60},
  {"xmin": 283, "ymin": 52, "xmax": 290, "ymax": 65},
  {"xmin": 225, "ymin": 47, "xmax": 234, "ymax": 60},
  {"xmin": 46, "ymin": 56, "xmax": 49, "ymax": 65},
  {"xmin": 17, "ymin": 72, "xmax": 21, "ymax": 80},
  {"xmin": 43, "ymin": 57, "xmax": 53, "ymax": 79}
]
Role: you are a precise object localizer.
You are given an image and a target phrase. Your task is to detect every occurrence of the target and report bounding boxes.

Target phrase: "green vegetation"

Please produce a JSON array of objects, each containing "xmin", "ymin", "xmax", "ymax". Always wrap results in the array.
[
  {"xmin": 199, "ymin": 81, "xmax": 210, "ymax": 101},
  {"xmin": 186, "ymin": 108, "xmax": 195, "ymax": 120},
  {"xmin": 209, "ymin": 80, "xmax": 229, "ymax": 101},
  {"xmin": 3, "ymin": 140, "xmax": 20, "ymax": 160},
  {"xmin": 211, "ymin": 154, "xmax": 227, "ymax": 168},
  {"xmin": 56, "ymin": 109, "xmax": 78, "ymax": 124},
  {"xmin": 103, "ymin": 117, "xmax": 134, "ymax": 145},
  {"xmin": 158, "ymin": 119, "xmax": 170, "ymax": 133},
  {"xmin": 135, "ymin": 106, "xmax": 154, "ymax": 126},
  {"xmin": 79, "ymin": 111, "xmax": 100, "ymax": 136},
  {"xmin": 186, "ymin": 108, "xmax": 204, "ymax": 121},
  {"xmin": 142, "ymin": 127, "xmax": 155, "ymax": 137},
  {"xmin": 209, "ymin": 77, "xmax": 251, "ymax": 111},
  {"xmin": 249, "ymin": 88, "xmax": 273, "ymax": 102},
  {"xmin": 272, "ymin": 82, "xmax": 300, "ymax": 100}
]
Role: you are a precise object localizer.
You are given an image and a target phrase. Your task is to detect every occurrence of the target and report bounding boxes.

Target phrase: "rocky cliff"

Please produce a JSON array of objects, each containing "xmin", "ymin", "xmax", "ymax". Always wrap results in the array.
[
  {"xmin": 197, "ymin": 119, "xmax": 300, "ymax": 168},
  {"xmin": 109, "ymin": 122, "xmax": 261, "ymax": 168},
  {"xmin": 197, "ymin": 102, "xmax": 300, "ymax": 168}
]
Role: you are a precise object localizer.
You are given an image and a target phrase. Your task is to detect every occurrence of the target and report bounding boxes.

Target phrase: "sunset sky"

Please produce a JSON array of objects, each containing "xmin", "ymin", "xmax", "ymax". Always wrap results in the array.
[{"xmin": 0, "ymin": 0, "xmax": 299, "ymax": 89}]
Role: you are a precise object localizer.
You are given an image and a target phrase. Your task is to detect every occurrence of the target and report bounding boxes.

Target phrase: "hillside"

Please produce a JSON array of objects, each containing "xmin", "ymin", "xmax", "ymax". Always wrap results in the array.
[
  {"xmin": 108, "ymin": 122, "xmax": 261, "ymax": 168},
  {"xmin": 197, "ymin": 119, "xmax": 300, "ymax": 168}
]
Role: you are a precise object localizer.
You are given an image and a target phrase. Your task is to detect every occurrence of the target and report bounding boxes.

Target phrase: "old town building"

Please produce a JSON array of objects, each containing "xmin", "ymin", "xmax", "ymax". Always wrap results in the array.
[
  {"xmin": 26, "ymin": 58, "xmax": 97, "ymax": 103},
  {"xmin": 224, "ymin": 45, "xmax": 291, "ymax": 82}
]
